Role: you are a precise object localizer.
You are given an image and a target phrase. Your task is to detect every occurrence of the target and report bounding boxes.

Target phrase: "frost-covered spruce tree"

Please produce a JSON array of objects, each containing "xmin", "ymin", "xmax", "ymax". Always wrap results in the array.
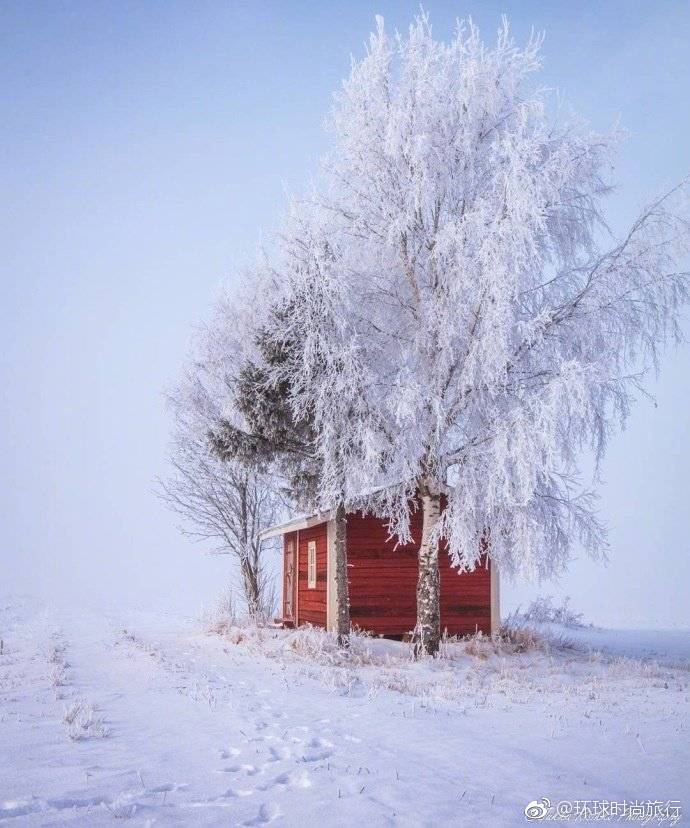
[
  {"xmin": 274, "ymin": 15, "xmax": 690, "ymax": 656},
  {"xmin": 211, "ymin": 286, "xmax": 351, "ymax": 645}
]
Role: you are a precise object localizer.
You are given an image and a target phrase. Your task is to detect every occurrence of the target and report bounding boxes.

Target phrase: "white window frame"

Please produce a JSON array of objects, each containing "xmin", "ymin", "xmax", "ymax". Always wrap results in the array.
[
  {"xmin": 285, "ymin": 539, "xmax": 295, "ymax": 619},
  {"xmin": 307, "ymin": 540, "xmax": 317, "ymax": 589}
]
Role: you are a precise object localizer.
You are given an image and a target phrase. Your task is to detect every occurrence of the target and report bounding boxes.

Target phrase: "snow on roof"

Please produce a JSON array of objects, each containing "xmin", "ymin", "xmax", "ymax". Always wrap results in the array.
[
  {"xmin": 258, "ymin": 482, "xmax": 401, "ymax": 541},
  {"xmin": 259, "ymin": 510, "xmax": 335, "ymax": 541}
]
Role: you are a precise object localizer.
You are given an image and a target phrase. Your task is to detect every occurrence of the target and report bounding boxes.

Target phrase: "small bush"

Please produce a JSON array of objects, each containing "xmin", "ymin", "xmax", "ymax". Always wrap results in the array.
[
  {"xmin": 203, "ymin": 586, "xmax": 240, "ymax": 636},
  {"xmin": 224, "ymin": 625, "xmax": 249, "ymax": 645},
  {"xmin": 454, "ymin": 627, "xmax": 548, "ymax": 660},
  {"xmin": 47, "ymin": 643, "xmax": 66, "ymax": 664},
  {"xmin": 215, "ymin": 586, "xmax": 236, "ymax": 620},
  {"xmin": 509, "ymin": 596, "xmax": 586, "ymax": 628},
  {"xmin": 204, "ymin": 583, "xmax": 284, "ymax": 637},
  {"xmin": 282, "ymin": 625, "xmax": 387, "ymax": 668},
  {"xmin": 497, "ymin": 625, "xmax": 547, "ymax": 653},
  {"xmin": 49, "ymin": 662, "xmax": 67, "ymax": 688},
  {"xmin": 63, "ymin": 700, "xmax": 109, "ymax": 741}
]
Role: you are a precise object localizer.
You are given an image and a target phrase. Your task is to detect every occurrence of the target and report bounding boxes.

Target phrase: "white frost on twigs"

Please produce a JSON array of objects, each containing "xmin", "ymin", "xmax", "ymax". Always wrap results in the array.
[{"xmin": 266, "ymin": 14, "xmax": 690, "ymax": 579}]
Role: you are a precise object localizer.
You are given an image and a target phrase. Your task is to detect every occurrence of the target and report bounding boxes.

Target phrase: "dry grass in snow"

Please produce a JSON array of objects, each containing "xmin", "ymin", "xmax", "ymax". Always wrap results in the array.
[
  {"xmin": 62, "ymin": 700, "xmax": 109, "ymax": 741},
  {"xmin": 204, "ymin": 606, "xmax": 687, "ymax": 719}
]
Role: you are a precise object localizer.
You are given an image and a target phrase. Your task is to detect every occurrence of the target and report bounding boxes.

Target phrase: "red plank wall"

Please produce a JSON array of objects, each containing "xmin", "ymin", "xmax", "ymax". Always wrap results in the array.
[
  {"xmin": 296, "ymin": 522, "xmax": 328, "ymax": 628},
  {"xmin": 347, "ymin": 510, "xmax": 491, "ymax": 637}
]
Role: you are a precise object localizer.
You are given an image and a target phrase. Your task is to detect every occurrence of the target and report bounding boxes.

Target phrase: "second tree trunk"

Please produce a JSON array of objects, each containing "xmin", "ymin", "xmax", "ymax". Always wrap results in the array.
[
  {"xmin": 414, "ymin": 487, "xmax": 441, "ymax": 657},
  {"xmin": 334, "ymin": 503, "xmax": 350, "ymax": 646}
]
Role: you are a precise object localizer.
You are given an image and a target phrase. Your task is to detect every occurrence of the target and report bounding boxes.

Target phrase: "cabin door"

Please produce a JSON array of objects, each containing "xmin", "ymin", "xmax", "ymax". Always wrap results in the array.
[{"xmin": 284, "ymin": 538, "xmax": 296, "ymax": 622}]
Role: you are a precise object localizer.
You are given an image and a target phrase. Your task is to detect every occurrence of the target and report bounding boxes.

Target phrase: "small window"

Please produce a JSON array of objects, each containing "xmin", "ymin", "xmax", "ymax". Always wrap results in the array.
[{"xmin": 307, "ymin": 540, "xmax": 317, "ymax": 589}]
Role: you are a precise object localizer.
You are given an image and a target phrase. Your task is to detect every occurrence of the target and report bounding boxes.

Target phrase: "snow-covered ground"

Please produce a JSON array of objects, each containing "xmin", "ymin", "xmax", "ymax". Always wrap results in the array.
[{"xmin": 1, "ymin": 596, "xmax": 688, "ymax": 826}]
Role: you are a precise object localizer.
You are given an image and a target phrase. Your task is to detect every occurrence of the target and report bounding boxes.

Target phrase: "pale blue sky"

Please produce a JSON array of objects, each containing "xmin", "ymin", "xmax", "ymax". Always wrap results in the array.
[{"xmin": 2, "ymin": 1, "xmax": 689, "ymax": 625}]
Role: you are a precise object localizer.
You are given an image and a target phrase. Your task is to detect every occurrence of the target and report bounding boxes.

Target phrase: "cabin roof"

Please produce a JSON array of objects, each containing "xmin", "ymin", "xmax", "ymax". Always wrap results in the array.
[
  {"xmin": 259, "ymin": 483, "xmax": 448, "ymax": 541},
  {"xmin": 258, "ymin": 482, "xmax": 397, "ymax": 541},
  {"xmin": 259, "ymin": 509, "xmax": 335, "ymax": 541},
  {"xmin": 259, "ymin": 481, "xmax": 454, "ymax": 542}
]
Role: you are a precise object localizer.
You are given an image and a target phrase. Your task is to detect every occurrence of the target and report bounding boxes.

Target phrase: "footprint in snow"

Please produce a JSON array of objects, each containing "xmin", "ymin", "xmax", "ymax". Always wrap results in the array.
[
  {"xmin": 301, "ymin": 747, "xmax": 333, "ymax": 763},
  {"xmin": 218, "ymin": 747, "xmax": 242, "ymax": 759},
  {"xmin": 218, "ymin": 764, "xmax": 260, "ymax": 776},
  {"xmin": 266, "ymin": 746, "xmax": 290, "ymax": 763},
  {"xmin": 244, "ymin": 802, "xmax": 282, "ymax": 825},
  {"xmin": 259, "ymin": 770, "xmax": 311, "ymax": 791},
  {"xmin": 300, "ymin": 736, "xmax": 334, "ymax": 763},
  {"xmin": 147, "ymin": 782, "xmax": 188, "ymax": 794},
  {"xmin": 309, "ymin": 736, "xmax": 333, "ymax": 748},
  {"xmin": 222, "ymin": 786, "xmax": 255, "ymax": 798}
]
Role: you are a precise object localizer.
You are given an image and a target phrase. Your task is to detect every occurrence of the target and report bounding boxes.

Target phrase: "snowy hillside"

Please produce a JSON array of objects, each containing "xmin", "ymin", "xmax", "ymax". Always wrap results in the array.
[{"xmin": 1, "ymin": 596, "xmax": 688, "ymax": 826}]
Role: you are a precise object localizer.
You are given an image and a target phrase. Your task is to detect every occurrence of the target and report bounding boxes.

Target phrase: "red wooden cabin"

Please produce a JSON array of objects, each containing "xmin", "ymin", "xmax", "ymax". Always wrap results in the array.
[{"xmin": 261, "ymin": 505, "xmax": 500, "ymax": 638}]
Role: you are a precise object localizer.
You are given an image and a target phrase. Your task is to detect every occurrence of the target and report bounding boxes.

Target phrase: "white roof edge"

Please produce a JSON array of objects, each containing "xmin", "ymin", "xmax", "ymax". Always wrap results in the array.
[{"xmin": 260, "ymin": 509, "xmax": 335, "ymax": 541}]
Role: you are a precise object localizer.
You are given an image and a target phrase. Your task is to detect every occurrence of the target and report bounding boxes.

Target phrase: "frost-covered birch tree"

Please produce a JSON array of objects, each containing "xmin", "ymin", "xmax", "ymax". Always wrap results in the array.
[
  {"xmin": 159, "ymin": 304, "xmax": 282, "ymax": 618},
  {"xmin": 271, "ymin": 15, "xmax": 690, "ymax": 655}
]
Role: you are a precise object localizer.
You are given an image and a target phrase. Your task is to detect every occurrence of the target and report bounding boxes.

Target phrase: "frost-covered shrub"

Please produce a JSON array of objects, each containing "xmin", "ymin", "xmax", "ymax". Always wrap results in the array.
[
  {"xmin": 455, "ymin": 628, "xmax": 548, "ymax": 659},
  {"xmin": 46, "ymin": 642, "xmax": 66, "ymax": 664},
  {"xmin": 224, "ymin": 625, "xmax": 251, "ymax": 645},
  {"xmin": 63, "ymin": 700, "xmax": 109, "ymax": 741},
  {"xmin": 286, "ymin": 626, "xmax": 342, "ymax": 662},
  {"xmin": 496, "ymin": 626, "xmax": 548, "ymax": 654},
  {"xmin": 45, "ymin": 634, "xmax": 70, "ymax": 698},
  {"xmin": 283, "ymin": 626, "xmax": 386, "ymax": 668},
  {"xmin": 203, "ymin": 586, "xmax": 237, "ymax": 636},
  {"xmin": 206, "ymin": 586, "xmax": 268, "ymax": 630},
  {"xmin": 49, "ymin": 662, "xmax": 67, "ymax": 688},
  {"xmin": 462, "ymin": 633, "xmax": 498, "ymax": 660},
  {"xmin": 257, "ymin": 577, "xmax": 278, "ymax": 623},
  {"xmin": 204, "ymin": 583, "xmax": 283, "ymax": 637},
  {"xmin": 215, "ymin": 585, "xmax": 236, "ymax": 619},
  {"xmin": 509, "ymin": 596, "xmax": 586, "ymax": 628},
  {"xmin": 605, "ymin": 656, "xmax": 667, "ymax": 680}
]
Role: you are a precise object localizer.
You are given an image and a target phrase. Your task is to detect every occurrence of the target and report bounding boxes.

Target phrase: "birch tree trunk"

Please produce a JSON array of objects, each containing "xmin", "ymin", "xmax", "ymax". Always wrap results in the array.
[
  {"xmin": 414, "ymin": 482, "xmax": 442, "ymax": 657},
  {"xmin": 240, "ymin": 555, "xmax": 260, "ymax": 618},
  {"xmin": 334, "ymin": 503, "xmax": 350, "ymax": 646}
]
